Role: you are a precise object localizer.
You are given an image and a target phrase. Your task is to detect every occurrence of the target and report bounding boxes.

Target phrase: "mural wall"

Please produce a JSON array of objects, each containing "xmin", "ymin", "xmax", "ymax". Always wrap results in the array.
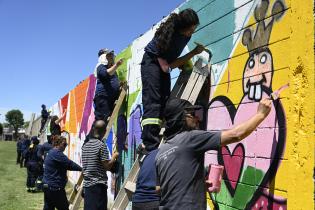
[{"xmin": 45, "ymin": 0, "xmax": 314, "ymax": 209}]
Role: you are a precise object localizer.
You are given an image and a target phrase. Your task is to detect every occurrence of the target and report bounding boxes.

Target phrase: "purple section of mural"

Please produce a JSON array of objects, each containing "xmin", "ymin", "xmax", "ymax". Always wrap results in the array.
[
  {"xmin": 117, "ymin": 115, "xmax": 127, "ymax": 152},
  {"xmin": 128, "ymin": 106, "xmax": 142, "ymax": 147},
  {"xmin": 79, "ymin": 74, "xmax": 96, "ymax": 138}
]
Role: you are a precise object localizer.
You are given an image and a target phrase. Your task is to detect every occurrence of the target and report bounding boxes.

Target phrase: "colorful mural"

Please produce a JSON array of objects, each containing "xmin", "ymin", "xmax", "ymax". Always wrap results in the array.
[{"xmin": 44, "ymin": 0, "xmax": 314, "ymax": 209}]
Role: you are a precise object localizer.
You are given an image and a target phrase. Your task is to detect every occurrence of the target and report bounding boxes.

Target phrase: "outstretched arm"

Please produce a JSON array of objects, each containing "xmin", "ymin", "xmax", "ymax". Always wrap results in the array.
[
  {"xmin": 220, "ymin": 98, "xmax": 272, "ymax": 146},
  {"xmin": 169, "ymin": 45, "xmax": 205, "ymax": 69}
]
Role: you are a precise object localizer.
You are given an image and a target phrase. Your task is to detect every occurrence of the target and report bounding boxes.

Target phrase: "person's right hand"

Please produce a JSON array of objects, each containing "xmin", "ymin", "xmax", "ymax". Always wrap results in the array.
[
  {"xmin": 116, "ymin": 58, "xmax": 124, "ymax": 67},
  {"xmin": 112, "ymin": 151, "xmax": 119, "ymax": 161},
  {"xmin": 257, "ymin": 98, "xmax": 272, "ymax": 118},
  {"xmin": 192, "ymin": 44, "xmax": 205, "ymax": 55}
]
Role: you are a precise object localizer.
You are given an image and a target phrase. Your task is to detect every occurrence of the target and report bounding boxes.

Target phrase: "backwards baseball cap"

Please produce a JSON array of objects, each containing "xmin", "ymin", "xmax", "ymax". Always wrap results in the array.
[
  {"xmin": 164, "ymin": 98, "xmax": 203, "ymax": 122},
  {"xmin": 164, "ymin": 98, "xmax": 203, "ymax": 139},
  {"xmin": 98, "ymin": 48, "xmax": 114, "ymax": 57}
]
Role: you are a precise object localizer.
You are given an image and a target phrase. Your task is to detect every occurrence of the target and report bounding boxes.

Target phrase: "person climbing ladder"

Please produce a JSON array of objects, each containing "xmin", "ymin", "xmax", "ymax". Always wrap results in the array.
[{"xmin": 140, "ymin": 8, "xmax": 206, "ymax": 152}]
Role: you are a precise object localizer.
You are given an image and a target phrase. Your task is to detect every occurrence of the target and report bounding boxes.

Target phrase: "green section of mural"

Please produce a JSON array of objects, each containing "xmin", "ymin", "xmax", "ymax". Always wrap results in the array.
[
  {"xmin": 116, "ymin": 45, "xmax": 132, "ymax": 81},
  {"xmin": 212, "ymin": 166, "xmax": 264, "ymax": 209}
]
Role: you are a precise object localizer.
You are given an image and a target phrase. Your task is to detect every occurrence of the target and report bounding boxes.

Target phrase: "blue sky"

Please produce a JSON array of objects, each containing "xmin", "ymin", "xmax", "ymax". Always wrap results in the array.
[{"xmin": 0, "ymin": 0, "xmax": 184, "ymax": 122}]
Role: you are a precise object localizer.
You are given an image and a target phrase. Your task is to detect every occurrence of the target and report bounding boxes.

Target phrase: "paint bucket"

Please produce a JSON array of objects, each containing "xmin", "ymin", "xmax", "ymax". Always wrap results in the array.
[{"xmin": 207, "ymin": 164, "xmax": 224, "ymax": 193}]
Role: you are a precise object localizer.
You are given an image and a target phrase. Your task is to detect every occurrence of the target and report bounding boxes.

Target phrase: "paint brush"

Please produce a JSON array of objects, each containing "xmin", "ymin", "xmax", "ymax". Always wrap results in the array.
[{"xmin": 270, "ymin": 83, "xmax": 289, "ymax": 100}]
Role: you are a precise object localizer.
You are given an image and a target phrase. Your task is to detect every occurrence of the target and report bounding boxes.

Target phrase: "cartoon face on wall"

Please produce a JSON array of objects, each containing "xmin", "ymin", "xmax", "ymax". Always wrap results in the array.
[
  {"xmin": 242, "ymin": 0, "xmax": 285, "ymax": 101},
  {"xmin": 243, "ymin": 48, "xmax": 273, "ymax": 101}
]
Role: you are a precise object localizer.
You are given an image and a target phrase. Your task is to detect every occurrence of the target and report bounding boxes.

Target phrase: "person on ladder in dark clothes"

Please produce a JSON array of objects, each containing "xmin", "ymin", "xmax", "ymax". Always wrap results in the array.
[
  {"xmin": 43, "ymin": 135, "xmax": 82, "ymax": 210},
  {"xmin": 140, "ymin": 8, "xmax": 206, "ymax": 152},
  {"xmin": 93, "ymin": 48, "xmax": 123, "ymax": 124},
  {"xmin": 39, "ymin": 104, "xmax": 50, "ymax": 134},
  {"xmin": 49, "ymin": 109, "xmax": 66, "ymax": 138},
  {"xmin": 24, "ymin": 136, "xmax": 41, "ymax": 192}
]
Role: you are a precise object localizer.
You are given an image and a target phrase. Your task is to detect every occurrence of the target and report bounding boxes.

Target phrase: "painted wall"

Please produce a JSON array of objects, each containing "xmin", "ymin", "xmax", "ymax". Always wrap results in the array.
[{"xmin": 45, "ymin": 0, "xmax": 314, "ymax": 209}]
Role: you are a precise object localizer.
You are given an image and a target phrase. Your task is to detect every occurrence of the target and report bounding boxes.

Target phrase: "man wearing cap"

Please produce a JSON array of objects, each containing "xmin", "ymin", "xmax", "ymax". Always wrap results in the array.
[
  {"xmin": 155, "ymin": 97, "xmax": 272, "ymax": 210},
  {"xmin": 93, "ymin": 49, "xmax": 123, "ymax": 123}
]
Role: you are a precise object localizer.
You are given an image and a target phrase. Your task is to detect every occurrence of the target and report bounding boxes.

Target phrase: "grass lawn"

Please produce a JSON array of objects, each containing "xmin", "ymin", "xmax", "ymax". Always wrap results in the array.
[
  {"xmin": 0, "ymin": 141, "xmax": 83, "ymax": 210},
  {"xmin": 0, "ymin": 141, "xmax": 44, "ymax": 210}
]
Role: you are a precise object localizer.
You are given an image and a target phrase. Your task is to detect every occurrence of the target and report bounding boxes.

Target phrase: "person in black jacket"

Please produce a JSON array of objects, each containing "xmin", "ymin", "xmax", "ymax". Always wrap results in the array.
[
  {"xmin": 20, "ymin": 135, "xmax": 31, "ymax": 168},
  {"xmin": 24, "ymin": 136, "xmax": 41, "ymax": 192}
]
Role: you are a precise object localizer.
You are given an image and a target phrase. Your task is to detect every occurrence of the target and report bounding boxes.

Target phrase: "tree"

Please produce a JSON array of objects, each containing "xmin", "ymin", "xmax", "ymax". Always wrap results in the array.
[
  {"xmin": 0, "ymin": 123, "xmax": 3, "ymax": 135},
  {"xmin": 5, "ymin": 110, "xmax": 24, "ymax": 140},
  {"xmin": 24, "ymin": 121, "xmax": 30, "ymax": 129}
]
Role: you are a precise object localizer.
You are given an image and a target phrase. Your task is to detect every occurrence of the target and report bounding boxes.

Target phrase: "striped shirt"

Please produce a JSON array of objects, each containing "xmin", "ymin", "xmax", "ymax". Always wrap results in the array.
[{"xmin": 82, "ymin": 138, "xmax": 110, "ymax": 187}]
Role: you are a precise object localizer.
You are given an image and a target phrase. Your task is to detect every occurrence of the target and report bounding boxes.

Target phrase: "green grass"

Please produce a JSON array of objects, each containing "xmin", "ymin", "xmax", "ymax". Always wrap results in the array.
[
  {"xmin": 0, "ymin": 141, "xmax": 84, "ymax": 210},
  {"xmin": 0, "ymin": 141, "xmax": 43, "ymax": 210}
]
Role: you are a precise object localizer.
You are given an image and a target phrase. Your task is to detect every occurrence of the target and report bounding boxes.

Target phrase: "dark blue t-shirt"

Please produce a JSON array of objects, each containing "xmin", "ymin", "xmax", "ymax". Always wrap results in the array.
[
  {"xmin": 95, "ymin": 64, "xmax": 120, "ymax": 99},
  {"xmin": 43, "ymin": 148, "xmax": 82, "ymax": 189},
  {"xmin": 25, "ymin": 146, "xmax": 41, "ymax": 163},
  {"xmin": 41, "ymin": 109, "xmax": 49, "ymax": 119},
  {"xmin": 132, "ymin": 149, "xmax": 160, "ymax": 203},
  {"xmin": 144, "ymin": 32, "xmax": 191, "ymax": 63},
  {"xmin": 37, "ymin": 142, "xmax": 53, "ymax": 160}
]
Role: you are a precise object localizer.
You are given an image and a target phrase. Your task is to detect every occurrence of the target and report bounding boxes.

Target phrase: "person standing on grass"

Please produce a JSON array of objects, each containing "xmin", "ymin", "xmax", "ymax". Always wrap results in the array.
[
  {"xmin": 24, "ymin": 136, "xmax": 41, "ymax": 192},
  {"xmin": 21, "ymin": 135, "xmax": 31, "ymax": 168},
  {"xmin": 43, "ymin": 135, "xmax": 82, "ymax": 210},
  {"xmin": 16, "ymin": 137, "xmax": 23, "ymax": 164}
]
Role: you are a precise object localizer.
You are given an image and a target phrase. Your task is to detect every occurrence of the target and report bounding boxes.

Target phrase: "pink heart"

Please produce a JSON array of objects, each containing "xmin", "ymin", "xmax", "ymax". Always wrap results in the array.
[{"xmin": 221, "ymin": 144, "xmax": 245, "ymax": 193}]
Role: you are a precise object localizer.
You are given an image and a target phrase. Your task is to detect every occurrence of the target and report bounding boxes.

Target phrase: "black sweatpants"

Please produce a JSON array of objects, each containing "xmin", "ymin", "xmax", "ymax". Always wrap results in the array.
[
  {"xmin": 141, "ymin": 52, "xmax": 170, "ymax": 151},
  {"xmin": 43, "ymin": 188, "xmax": 69, "ymax": 210},
  {"xmin": 26, "ymin": 162, "xmax": 40, "ymax": 188},
  {"xmin": 94, "ymin": 95, "xmax": 115, "ymax": 122},
  {"xmin": 16, "ymin": 150, "xmax": 22, "ymax": 164},
  {"xmin": 40, "ymin": 118, "xmax": 48, "ymax": 133},
  {"xmin": 84, "ymin": 184, "xmax": 107, "ymax": 210},
  {"xmin": 132, "ymin": 201, "xmax": 160, "ymax": 210}
]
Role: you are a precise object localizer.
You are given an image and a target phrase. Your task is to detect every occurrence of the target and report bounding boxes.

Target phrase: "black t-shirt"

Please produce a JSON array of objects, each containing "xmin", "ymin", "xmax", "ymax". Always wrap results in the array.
[
  {"xmin": 145, "ymin": 32, "xmax": 191, "ymax": 63},
  {"xmin": 155, "ymin": 130, "xmax": 221, "ymax": 210},
  {"xmin": 50, "ymin": 124, "xmax": 61, "ymax": 136}
]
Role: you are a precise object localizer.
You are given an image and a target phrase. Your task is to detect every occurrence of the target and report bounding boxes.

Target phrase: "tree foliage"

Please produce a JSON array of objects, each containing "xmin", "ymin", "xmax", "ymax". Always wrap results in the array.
[{"xmin": 5, "ymin": 110, "xmax": 24, "ymax": 140}]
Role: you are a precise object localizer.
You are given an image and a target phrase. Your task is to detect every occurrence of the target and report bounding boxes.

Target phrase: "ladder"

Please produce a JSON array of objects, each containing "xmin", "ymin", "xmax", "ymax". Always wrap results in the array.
[
  {"xmin": 69, "ymin": 84, "xmax": 128, "ymax": 210},
  {"xmin": 111, "ymin": 58, "xmax": 211, "ymax": 210}
]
